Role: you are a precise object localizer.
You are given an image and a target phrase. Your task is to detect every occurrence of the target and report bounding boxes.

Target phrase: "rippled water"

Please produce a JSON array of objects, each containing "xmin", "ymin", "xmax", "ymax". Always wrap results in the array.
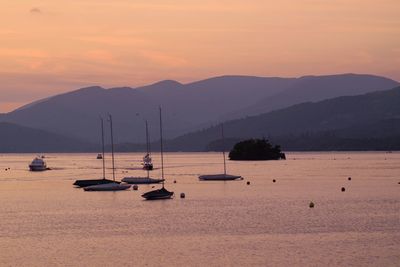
[{"xmin": 0, "ymin": 152, "xmax": 399, "ymax": 266}]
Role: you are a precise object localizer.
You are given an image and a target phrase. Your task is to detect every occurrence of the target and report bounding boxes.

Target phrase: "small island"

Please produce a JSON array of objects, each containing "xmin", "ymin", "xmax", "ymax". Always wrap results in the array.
[{"xmin": 228, "ymin": 138, "xmax": 286, "ymax": 161}]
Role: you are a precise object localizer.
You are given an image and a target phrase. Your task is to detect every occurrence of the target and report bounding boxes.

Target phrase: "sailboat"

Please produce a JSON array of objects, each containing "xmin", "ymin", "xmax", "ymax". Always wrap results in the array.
[
  {"xmin": 198, "ymin": 123, "xmax": 242, "ymax": 181},
  {"xmin": 122, "ymin": 120, "xmax": 164, "ymax": 184},
  {"xmin": 141, "ymin": 107, "xmax": 174, "ymax": 200},
  {"xmin": 74, "ymin": 117, "xmax": 116, "ymax": 187},
  {"xmin": 142, "ymin": 123, "xmax": 153, "ymax": 170},
  {"xmin": 84, "ymin": 114, "xmax": 131, "ymax": 191}
]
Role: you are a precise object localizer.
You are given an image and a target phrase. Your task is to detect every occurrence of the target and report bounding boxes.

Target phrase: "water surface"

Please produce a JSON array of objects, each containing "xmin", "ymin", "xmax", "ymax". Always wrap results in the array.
[{"xmin": 0, "ymin": 152, "xmax": 399, "ymax": 266}]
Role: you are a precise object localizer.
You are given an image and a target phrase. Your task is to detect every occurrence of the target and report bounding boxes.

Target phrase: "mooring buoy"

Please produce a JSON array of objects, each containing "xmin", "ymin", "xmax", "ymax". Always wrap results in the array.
[
  {"xmin": 273, "ymin": 179, "xmax": 276, "ymax": 183},
  {"xmin": 180, "ymin": 192, "xmax": 185, "ymax": 198},
  {"xmin": 173, "ymin": 180, "xmax": 177, "ymax": 183},
  {"xmin": 309, "ymin": 202, "xmax": 315, "ymax": 208},
  {"xmin": 132, "ymin": 185, "xmax": 138, "ymax": 190},
  {"xmin": 341, "ymin": 187, "xmax": 345, "ymax": 192},
  {"xmin": 348, "ymin": 177, "xmax": 351, "ymax": 181},
  {"xmin": 246, "ymin": 181, "xmax": 250, "ymax": 185}
]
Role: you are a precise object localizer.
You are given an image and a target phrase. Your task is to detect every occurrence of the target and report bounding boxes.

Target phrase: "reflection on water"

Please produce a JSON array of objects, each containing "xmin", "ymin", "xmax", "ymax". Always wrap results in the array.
[{"xmin": 0, "ymin": 152, "xmax": 399, "ymax": 266}]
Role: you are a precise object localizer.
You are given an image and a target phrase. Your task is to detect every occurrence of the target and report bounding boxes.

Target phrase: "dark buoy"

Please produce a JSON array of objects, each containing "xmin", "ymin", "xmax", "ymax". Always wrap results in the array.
[
  {"xmin": 180, "ymin": 192, "xmax": 185, "ymax": 198},
  {"xmin": 348, "ymin": 177, "xmax": 351, "ymax": 181},
  {"xmin": 246, "ymin": 181, "xmax": 250, "ymax": 185},
  {"xmin": 341, "ymin": 187, "xmax": 345, "ymax": 192},
  {"xmin": 272, "ymin": 179, "xmax": 276, "ymax": 183},
  {"xmin": 173, "ymin": 180, "xmax": 177, "ymax": 184},
  {"xmin": 398, "ymin": 182, "xmax": 400, "ymax": 184},
  {"xmin": 132, "ymin": 185, "xmax": 138, "ymax": 190},
  {"xmin": 309, "ymin": 202, "xmax": 315, "ymax": 208}
]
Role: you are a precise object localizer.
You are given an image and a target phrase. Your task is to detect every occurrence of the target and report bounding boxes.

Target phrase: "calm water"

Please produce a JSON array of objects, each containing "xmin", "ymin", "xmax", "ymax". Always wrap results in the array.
[{"xmin": 0, "ymin": 152, "xmax": 399, "ymax": 266}]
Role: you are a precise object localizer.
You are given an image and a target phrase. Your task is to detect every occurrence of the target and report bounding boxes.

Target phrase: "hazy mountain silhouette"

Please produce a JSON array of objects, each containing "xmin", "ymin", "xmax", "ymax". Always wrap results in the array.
[
  {"xmin": 224, "ymin": 74, "xmax": 399, "ymax": 119},
  {"xmin": 0, "ymin": 122, "xmax": 95, "ymax": 152},
  {"xmin": 1, "ymin": 74, "xmax": 398, "ymax": 143},
  {"xmin": 166, "ymin": 86, "xmax": 400, "ymax": 151}
]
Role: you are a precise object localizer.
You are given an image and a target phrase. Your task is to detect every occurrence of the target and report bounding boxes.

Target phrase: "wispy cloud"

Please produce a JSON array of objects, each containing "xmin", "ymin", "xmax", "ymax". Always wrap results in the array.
[{"xmin": 30, "ymin": 7, "xmax": 42, "ymax": 14}]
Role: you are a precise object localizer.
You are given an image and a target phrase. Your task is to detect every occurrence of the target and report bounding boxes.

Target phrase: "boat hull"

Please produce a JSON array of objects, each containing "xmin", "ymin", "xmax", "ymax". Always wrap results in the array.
[
  {"xmin": 143, "ymin": 165, "xmax": 153, "ymax": 170},
  {"xmin": 141, "ymin": 187, "xmax": 174, "ymax": 200},
  {"xmin": 198, "ymin": 174, "xmax": 242, "ymax": 181},
  {"xmin": 73, "ymin": 178, "xmax": 117, "ymax": 187},
  {"xmin": 83, "ymin": 183, "xmax": 131, "ymax": 191},
  {"xmin": 122, "ymin": 177, "xmax": 164, "ymax": 184},
  {"xmin": 29, "ymin": 165, "xmax": 47, "ymax": 171}
]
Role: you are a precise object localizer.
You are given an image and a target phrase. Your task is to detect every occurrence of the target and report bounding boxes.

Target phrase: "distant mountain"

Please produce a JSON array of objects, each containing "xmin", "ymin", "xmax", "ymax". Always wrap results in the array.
[
  {"xmin": 166, "ymin": 86, "xmax": 400, "ymax": 151},
  {"xmin": 0, "ymin": 122, "xmax": 95, "ymax": 152},
  {"xmin": 225, "ymin": 74, "xmax": 399, "ymax": 119},
  {"xmin": 1, "ymin": 74, "xmax": 398, "ymax": 143}
]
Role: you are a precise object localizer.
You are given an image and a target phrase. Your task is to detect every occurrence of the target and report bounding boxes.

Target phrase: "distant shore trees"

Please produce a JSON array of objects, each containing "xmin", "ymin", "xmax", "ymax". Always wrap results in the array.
[{"xmin": 229, "ymin": 138, "xmax": 286, "ymax": 160}]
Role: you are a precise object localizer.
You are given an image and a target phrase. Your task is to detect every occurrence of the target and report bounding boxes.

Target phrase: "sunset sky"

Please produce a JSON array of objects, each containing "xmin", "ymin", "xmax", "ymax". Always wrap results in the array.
[{"xmin": 0, "ymin": 0, "xmax": 399, "ymax": 112}]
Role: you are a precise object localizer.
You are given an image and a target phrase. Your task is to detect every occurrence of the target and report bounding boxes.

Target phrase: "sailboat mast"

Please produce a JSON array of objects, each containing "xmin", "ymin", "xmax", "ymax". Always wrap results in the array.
[
  {"xmin": 146, "ymin": 120, "xmax": 150, "ymax": 155},
  {"xmin": 221, "ymin": 123, "xmax": 227, "ymax": 176},
  {"xmin": 159, "ymin": 107, "xmax": 165, "ymax": 185},
  {"xmin": 101, "ymin": 117, "xmax": 106, "ymax": 180},
  {"xmin": 145, "ymin": 120, "xmax": 150, "ymax": 179},
  {"xmin": 109, "ymin": 114, "xmax": 116, "ymax": 181}
]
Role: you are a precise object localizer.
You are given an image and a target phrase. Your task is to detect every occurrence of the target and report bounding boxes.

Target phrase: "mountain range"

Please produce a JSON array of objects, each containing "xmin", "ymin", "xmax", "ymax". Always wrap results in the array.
[
  {"xmin": 0, "ymin": 122, "xmax": 95, "ymax": 153},
  {"xmin": 0, "ymin": 73, "xmax": 399, "ymax": 152},
  {"xmin": 165, "ymin": 86, "xmax": 400, "ymax": 151},
  {"xmin": 0, "ymin": 73, "xmax": 397, "ymax": 144}
]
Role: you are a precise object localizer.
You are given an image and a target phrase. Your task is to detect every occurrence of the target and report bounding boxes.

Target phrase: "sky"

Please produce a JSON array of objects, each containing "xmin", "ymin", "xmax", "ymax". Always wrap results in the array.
[{"xmin": 0, "ymin": 0, "xmax": 399, "ymax": 112}]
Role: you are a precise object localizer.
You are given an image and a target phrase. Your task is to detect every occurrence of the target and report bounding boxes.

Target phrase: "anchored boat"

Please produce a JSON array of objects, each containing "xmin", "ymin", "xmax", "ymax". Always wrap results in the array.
[{"xmin": 141, "ymin": 108, "xmax": 174, "ymax": 200}]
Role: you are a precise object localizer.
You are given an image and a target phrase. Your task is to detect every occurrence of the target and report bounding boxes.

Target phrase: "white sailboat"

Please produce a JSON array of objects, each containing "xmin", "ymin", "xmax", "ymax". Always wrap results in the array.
[
  {"xmin": 141, "ymin": 107, "xmax": 174, "ymax": 200},
  {"xmin": 122, "ymin": 120, "xmax": 164, "ymax": 184},
  {"xmin": 198, "ymin": 123, "xmax": 242, "ymax": 181},
  {"xmin": 84, "ymin": 114, "xmax": 131, "ymax": 191}
]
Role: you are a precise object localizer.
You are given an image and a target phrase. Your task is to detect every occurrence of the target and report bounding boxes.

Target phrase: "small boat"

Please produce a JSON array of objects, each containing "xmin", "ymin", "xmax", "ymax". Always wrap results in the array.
[
  {"xmin": 84, "ymin": 182, "xmax": 130, "ymax": 191},
  {"xmin": 73, "ymin": 179, "xmax": 118, "ymax": 187},
  {"xmin": 29, "ymin": 157, "xmax": 47, "ymax": 171},
  {"xmin": 198, "ymin": 123, "xmax": 242, "ymax": 181},
  {"xmin": 141, "ymin": 187, "xmax": 174, "ymax": 200},
  {"xmin": 142, "ymin": 121, "xmax": 153, "ymax": 170},
  {"xmin": 74, "ymin": 118, "xmax": 116, "ymax": 187},
  {"xmin": 199, "ymin": 174, "xmax": 242, "ymax": 181},
  {"xmin": 97, "ymin": 153, "xmax": 103, "ymax": 159},
  {"xmin": 123, "ymin": 120, "xmax": 162, "ymax": 184},
  {"xmin": 142, "ymin": 107, "xmax": 174, "ymax": 200},
  {"xmin": 82, "ymin": 114, "xmax": 130, "ymax": 192},
  {"xmin": 142, "ymin": 153, "xmax": 153, "ymax": 170},
  {"xmin": 122, "ymin": 177, "xmax": 164, "ymax": 184}
]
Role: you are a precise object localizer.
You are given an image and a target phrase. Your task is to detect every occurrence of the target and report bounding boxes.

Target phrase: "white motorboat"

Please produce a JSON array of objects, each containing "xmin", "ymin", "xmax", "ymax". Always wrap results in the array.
[
  {"xmin": 198, "ymin": 123, "xmax": 243, "ymax": 181},
  {"xmin": 29, "ymin": 157, "xmax": 47, "ymax": 171}
]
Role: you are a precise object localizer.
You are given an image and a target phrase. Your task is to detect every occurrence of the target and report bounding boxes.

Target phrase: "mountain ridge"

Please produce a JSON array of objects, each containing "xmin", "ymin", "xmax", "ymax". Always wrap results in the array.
[
  {"xmin": 1, "ymin": 73, "xmax": 398, "ymax": 144},
  {"xmin": 164, "ymin": 86, "xmax": 400, "ymax": 151}
]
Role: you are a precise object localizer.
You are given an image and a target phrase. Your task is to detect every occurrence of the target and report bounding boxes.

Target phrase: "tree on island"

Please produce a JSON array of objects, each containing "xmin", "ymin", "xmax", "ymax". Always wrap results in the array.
[{"xmin": 228, "ymin": 138, "xmax": 286, "ymax": 160}]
